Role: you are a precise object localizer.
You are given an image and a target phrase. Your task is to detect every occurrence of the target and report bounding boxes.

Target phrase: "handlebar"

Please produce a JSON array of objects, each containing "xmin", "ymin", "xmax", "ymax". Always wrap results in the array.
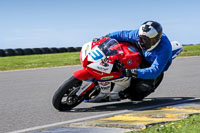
[{"xmin": 114, "ymin": 59, "xmax": 124, "ymax": 70}]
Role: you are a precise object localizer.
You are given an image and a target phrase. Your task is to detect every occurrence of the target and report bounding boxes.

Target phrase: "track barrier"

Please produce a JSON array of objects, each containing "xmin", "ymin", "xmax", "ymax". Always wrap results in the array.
[{"xmin": 0, "ymin": 47, "xmax": 82, "ymax": 57}]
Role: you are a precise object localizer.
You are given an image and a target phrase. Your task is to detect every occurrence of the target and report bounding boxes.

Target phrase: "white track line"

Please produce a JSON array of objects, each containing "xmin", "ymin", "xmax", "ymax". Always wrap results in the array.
[
  {"xmin": 7, "ymin": 98, "xmax": 200, "ymax": 133},
  {"xmin": 0, "ymin": 65, "xmax": 81, "ymax": 73}
]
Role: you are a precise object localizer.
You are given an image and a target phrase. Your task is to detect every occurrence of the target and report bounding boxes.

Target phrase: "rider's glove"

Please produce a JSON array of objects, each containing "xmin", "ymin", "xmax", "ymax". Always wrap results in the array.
[
  {"xmin": 93, "ymin": 35, "xmax": 109, "ymax": 41},
  {"xmin": 122, "ymin": 68, "xmax": 138, "ymax": 78}
]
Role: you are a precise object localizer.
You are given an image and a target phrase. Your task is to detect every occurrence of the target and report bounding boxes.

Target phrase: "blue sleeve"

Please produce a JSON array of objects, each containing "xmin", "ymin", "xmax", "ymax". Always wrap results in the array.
[
  {"xmin": 107, "ymin": 30, "xmax": 139, "ymax": 42},
  {"xmin": 137, "ymin": 38, "xmax": 172, "ymax": 79},
  {"xmin": 137, "ymin": 53, "xmax": 170, "ymax": 79}
]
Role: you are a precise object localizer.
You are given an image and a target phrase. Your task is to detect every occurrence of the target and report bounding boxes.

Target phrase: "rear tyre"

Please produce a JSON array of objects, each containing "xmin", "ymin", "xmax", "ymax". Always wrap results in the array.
[{"xmin": 52, "ymin": 76, "xmax": 83, "ymax": 111}]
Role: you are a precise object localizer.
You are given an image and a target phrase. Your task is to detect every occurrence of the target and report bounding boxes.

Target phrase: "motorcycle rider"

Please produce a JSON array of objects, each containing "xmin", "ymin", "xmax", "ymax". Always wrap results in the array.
[{"xmin": 105, "ymin": 20, "xmax": 172, "ymax": 100}]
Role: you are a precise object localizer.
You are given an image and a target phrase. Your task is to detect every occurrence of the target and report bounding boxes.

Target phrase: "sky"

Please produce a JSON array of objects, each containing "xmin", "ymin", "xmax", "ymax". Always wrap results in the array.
[{"xmin": 0, "ymin": 0, "xmax": 200, "ymax": 49}]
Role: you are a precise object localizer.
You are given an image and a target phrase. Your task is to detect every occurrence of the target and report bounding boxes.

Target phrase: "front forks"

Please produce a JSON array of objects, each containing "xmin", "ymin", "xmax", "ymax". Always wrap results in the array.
[{"xmin": 76, "ymin": 81, "xmax": 95, "ymax": 97}]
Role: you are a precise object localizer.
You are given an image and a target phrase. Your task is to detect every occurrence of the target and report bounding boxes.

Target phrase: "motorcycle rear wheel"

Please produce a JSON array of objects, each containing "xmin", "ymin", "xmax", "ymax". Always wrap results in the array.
[{"xmin": 52, "ymin": 76, "xmax": 83, "ymax": 111}]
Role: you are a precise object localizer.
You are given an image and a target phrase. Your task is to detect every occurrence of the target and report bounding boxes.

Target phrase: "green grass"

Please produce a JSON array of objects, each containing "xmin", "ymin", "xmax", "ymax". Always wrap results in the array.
[
  {"xmin": 0, "ymin": 52, "xmax": 81, "ymax": 71},
  {"xmin": 0, "ymin": 44, "xmax": 200, "ymax": 71},
  {"xmin": 129, "ymin": 114, "xmax": 200, "ymax": 133},
  {"xmin": 179, "ymin": 44, "xmax": 200, "ymax": 56}
]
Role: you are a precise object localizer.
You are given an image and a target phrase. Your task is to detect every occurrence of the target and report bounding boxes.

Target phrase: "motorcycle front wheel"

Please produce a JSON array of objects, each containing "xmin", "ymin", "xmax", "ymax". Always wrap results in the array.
[{"xmin": 52, "ymin": 76, "xmax": 83, "ymax": 111}]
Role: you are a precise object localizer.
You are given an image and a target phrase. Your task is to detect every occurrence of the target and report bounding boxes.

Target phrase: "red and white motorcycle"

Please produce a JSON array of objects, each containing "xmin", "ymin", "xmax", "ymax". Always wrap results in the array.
[{"xmin": 52, "ymin": 37, "xmax": 183, "ymax": 111}]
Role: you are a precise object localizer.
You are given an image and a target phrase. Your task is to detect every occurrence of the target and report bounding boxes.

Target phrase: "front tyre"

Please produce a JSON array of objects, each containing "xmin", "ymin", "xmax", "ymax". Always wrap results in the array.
[{"xmin": 52, "ymin": 76, "xmax": 83, "ymax": 111}]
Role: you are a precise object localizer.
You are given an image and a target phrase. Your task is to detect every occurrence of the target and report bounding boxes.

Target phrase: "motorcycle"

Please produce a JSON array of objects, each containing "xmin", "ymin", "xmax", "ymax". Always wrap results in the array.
[{"xmin": 52, "ymin": 37, "xmax": 183, "ymax": 111}]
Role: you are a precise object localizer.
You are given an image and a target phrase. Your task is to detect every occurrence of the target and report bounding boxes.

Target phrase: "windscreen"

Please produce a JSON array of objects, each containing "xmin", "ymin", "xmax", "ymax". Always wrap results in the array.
[{"xmin": 98, "ymin": 38, "xmax": 123, "ymax": 56}]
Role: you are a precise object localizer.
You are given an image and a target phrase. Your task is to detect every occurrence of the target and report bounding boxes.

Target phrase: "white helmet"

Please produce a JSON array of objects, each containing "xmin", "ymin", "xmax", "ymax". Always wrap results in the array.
[{"xmin": 139, "ymin": 21, "xmax": 163, "ymax": 51}]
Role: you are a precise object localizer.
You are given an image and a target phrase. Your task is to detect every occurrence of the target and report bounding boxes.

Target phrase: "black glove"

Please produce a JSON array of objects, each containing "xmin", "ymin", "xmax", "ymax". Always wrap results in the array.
[
  {"xmin": 122, "ymin": 68, "xmax": 138, "ymax": 78},
  {"xmin": 93, "ymin": 35, "xmax": 109, "ymax": 41}
]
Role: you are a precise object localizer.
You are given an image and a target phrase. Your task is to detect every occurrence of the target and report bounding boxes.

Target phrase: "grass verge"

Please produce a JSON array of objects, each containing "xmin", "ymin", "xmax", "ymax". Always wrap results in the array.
[
  {"xmin": 129, "ymin": 114, "xmax": 200, "ymax": 133},
  {"xmin": 179, "ymin": 44, "xmax": 200, "ymax": 56},
  {"xmin": 0, "ymin": 52, "xmax": 80, "ymax": 71}
]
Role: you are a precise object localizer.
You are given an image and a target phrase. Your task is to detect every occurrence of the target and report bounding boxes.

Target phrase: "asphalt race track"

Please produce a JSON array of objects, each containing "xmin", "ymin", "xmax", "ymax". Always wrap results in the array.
[{"xmin": 0, "ymin": 56, "xmax": 200, "ymax": 133}]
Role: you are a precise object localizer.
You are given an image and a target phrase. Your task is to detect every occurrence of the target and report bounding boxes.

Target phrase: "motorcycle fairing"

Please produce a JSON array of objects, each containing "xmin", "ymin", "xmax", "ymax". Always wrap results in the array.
[
  {"xmin": 73, "ymin": 37, "xmax": 142, "ymax": 101},
  {"xmin": 88, "ymin": 46, "xmax": 106, "ymax": 62},
  {"xmin": 171, "ymin": 41, "xmax": 183, "ymax": 59},
  {"xmin": 81, "ymin": 41, "xmax": 92, "ymax": 62},
  {"xmin": 87, "ymin": 61, "xmax": 113, "ymax": 74},
  {"xmin": 73, "ymin": 69, "xmax": 94, "ymax": 81}
]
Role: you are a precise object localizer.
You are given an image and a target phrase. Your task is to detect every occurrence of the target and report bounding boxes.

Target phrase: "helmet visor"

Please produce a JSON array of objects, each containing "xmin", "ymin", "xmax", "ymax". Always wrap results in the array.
[{"xmin": 139, "ymin": 35, "xmax": 157, "ymax": 51}]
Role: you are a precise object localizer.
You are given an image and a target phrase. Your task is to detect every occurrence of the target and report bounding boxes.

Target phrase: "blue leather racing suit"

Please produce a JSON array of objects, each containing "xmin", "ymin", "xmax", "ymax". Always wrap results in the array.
[{"xmin": 107, "ymin": 29, "xmax": 172, "ymax": 80}]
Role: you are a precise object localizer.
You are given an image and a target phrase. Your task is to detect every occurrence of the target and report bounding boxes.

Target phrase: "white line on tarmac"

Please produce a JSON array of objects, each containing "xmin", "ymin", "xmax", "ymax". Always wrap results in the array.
[
  {"xmin": 0, "ymin": 65, "xmax": 81, "ymax": 73},
  {"xmin": 7, "ymin": 98, "xmax": 200, "ymax": 133}
]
